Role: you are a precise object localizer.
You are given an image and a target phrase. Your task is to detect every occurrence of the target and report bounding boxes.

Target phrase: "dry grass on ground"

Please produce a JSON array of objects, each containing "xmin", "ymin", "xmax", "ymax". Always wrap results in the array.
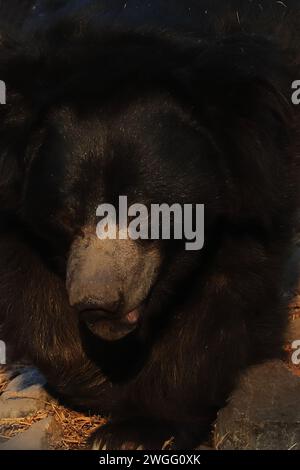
[{"xmin": 0, "ymin": 366, "xmax": 106, "ymax": 449}]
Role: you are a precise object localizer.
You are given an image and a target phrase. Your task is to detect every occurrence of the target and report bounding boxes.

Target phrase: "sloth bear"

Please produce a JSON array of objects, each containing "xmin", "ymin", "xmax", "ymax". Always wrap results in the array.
[{"xmin": 0, "ymin": 0, "xmax": 300, "ymax": 449}]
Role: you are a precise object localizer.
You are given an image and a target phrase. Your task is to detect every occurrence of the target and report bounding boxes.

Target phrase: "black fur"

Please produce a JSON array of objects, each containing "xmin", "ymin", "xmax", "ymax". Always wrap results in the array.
[{"xmin": 0, "ymin": 0, "xmax": 300, "ymax": 449}]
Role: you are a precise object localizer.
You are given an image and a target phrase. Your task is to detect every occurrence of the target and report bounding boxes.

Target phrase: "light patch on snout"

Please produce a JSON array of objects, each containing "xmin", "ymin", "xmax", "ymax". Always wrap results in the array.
[{"xmin": 66, "ymin": 225, "xmax": 161, "ymax": 318}]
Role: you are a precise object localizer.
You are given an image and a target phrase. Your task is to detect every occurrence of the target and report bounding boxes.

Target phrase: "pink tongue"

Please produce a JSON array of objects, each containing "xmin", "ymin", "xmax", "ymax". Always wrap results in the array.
[{"xmin": 125, "ymin": 309, "xmax": 140, "ymax": 325}]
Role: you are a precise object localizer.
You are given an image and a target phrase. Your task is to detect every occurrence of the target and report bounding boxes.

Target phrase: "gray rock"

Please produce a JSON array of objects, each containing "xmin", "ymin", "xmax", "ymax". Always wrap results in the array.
[
  {"xmin": 215, "ymin": 360, "xmax": 300, "ymax": 450},
  {"xmin": 4, "ymin": 367, "xmax": 46, "ymax": 392},
  {"xmin": 0, "ymin": 417, "xmax": 61, "ymax": 450},
  {"xmin": 0, "ymin": 387, "xmax": 51, "ymax": 419},
  {"xmin": 0, "ymin": 367, "xmax": 52, "ymax": 419}
]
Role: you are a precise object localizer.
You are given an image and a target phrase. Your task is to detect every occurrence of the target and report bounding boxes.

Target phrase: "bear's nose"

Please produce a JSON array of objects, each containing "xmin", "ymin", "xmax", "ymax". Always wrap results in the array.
[
  {"xmin": 66, "ymin": 259, "xmax": 123, "ymax": 319},
  {"xmin": 72, "ymin": 297, "xmax": 140, "ymax": 342}
]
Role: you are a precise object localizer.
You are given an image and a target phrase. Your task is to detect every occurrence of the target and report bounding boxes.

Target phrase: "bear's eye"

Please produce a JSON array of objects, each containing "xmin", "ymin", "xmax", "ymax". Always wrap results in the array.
[
  {"xmin": 60, "ymin": 213, "xmax": 73, "ymax": 227},
  {"xmin": 54, "ymin": 208, "xmax": 78, "ymax": 234}
]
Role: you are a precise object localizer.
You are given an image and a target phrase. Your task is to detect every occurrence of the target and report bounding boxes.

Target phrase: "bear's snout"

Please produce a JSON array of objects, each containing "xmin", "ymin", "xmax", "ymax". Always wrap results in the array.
[{"xmin": 66, "ymin": 227, "xmax": 161, "ymax": 341}]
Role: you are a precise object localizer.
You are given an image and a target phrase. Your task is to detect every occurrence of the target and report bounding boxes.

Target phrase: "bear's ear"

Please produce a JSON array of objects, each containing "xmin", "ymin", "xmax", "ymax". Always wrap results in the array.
[
  {"xmin": 174, "ymin": 34, "xmax": 296, "ymax": 222},
  {"xmin": 0, "ymin": 33, "xmax": 42, "ymax": 212}
]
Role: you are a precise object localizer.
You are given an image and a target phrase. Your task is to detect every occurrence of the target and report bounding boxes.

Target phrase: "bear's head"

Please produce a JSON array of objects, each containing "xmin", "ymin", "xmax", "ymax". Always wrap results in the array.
[{"xmin": 0, "ymin": 22, "xmax": 292, "ymax": 341}]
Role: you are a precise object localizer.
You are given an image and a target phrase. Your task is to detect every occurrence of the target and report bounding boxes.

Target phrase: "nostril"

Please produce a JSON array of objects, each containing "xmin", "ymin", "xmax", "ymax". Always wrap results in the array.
[
  {"xmin": 73, "ymin": 298, "xmax": 121, "ymax": 316},
  {"xmin": 80, "ymin": 309, "xmax": 110, "ymax": 327}
]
